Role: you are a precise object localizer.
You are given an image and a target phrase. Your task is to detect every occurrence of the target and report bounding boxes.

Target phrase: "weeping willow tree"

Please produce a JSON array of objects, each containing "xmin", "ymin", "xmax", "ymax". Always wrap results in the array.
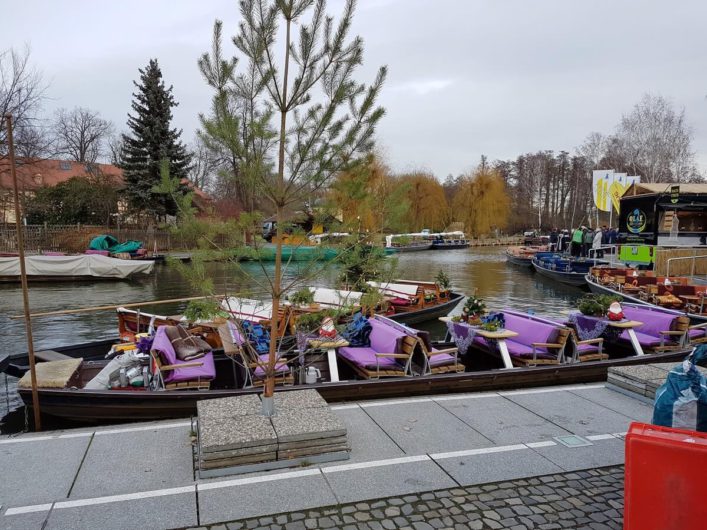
[
  {"xmin": 397, "ymin": 172, "xmax": 450, "ymax": 231},
  {"xmin": 194, "ymin": 0, "xmax": 387, "ymax": 412},
  {"xmin": 328, "ymin": 153, "xmax": 409, "ymax": 233},
  {"xmin": 452, "ymin": 168, "xmax": 510, "ymax": 237}
]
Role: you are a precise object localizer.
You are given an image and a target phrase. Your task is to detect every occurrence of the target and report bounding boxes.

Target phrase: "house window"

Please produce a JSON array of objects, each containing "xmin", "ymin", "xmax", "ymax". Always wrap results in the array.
[{"xmin": 59, "ymin": 161, "xmax": 71, "ymax": 170}]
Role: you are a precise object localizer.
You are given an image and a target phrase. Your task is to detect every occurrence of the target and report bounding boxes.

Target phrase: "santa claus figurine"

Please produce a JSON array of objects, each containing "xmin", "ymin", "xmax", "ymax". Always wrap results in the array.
[
  {"xmin": 319, "ymin": 316, "xmax": 337, "ymax": 338},
  {"xmin": 607, "ymin": 301, "xmax": 624, "ymax": 321}
]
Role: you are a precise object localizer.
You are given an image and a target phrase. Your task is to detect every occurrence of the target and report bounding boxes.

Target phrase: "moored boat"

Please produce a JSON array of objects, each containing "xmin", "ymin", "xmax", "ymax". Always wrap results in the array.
[
  {"xmin": 532, "ymin": 253, "xmax": 604, "ymax": 287},
  {"xmin": 505, "ymin": 246, "xmax": 547, "ymax": 268},
  {"xmin": 586, "ymin": 267, "xmax": 707, "ymax": 323},
  {"xmin": 384, "ymin": 241, "xmax": 433, "ymax": 254},
  {"xmin": 13, "ymin": 309, "xmax": 693, "ymax": 422},
  {"xmin": 0, "ymin": 254, "xmax": 154, "ymax": 282}
]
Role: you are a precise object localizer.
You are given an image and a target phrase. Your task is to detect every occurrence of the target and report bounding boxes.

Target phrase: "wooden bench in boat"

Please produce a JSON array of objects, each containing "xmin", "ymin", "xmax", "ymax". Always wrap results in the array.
[
  {"xmin": 34, "ymin": 350, "xmax": 72, "ymax": 362},
  {"xmin": 336, "ymin": 318, "xmax": 417, "ymax": 379}
]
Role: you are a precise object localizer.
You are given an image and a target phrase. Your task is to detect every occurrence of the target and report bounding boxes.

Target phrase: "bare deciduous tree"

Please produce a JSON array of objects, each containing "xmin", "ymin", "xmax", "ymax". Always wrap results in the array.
[
  {"xmin": 53, "ymin": 107, "xmax": 114, "ymax": 163},
  {"xmin": 614, "ymin": 94, "xmax": 696, "ymax": 183},
  {"xmin": 106, "ymin": 134, "xmax": 124, "ymax": 166},
  {"xmin": 188, "ymin": 134, "xmax": 219, "ymax": 190},
  {"xmin": 0, "ymin": 46, "xmax": 47, "ymax": 160}
]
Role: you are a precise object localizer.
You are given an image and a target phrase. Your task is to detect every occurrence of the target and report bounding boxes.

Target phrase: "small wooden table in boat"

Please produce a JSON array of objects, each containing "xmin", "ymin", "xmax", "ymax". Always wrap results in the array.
[
  {"xmin": 606, "ymin": 319, "xmax": 645, "ymax": 356},
  {"xmin": 679, "ymin": 294, "xmax": 702, "ymax": 312},
  {"xmin": 439, "ymin": 317, "xmax": 519, "ymax": 369},
  {"xmin": 306, "ymin": 337, "xmax": 348, "ymax": 383}
]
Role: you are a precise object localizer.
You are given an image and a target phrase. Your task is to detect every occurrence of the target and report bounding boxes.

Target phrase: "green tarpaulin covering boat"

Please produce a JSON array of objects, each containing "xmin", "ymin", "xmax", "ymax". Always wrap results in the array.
[{"xmin": 89, "ymin": 235, "xmax": 143, "ymax": 254}]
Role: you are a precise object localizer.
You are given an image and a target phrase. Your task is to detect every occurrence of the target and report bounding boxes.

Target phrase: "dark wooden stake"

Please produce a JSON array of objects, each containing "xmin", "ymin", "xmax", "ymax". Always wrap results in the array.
[{"xmin": 5, "ymin": 114, "xmax": 41, "ymax": 431}]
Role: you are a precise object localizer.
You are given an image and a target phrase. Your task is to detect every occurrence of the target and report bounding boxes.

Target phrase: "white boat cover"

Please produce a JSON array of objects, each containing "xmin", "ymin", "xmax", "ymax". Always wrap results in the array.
[
  {"xmin": 367, "ymin": 281, "xmax": 420, "ymax": 299},
  {"xmin": 0, "ymin": 255, "xmax": 154, "ymax": 279},
  {"xmin": 311, "ymin": 287, "xmax": 363, "ymax": 307},
  {"xmin": 221, "ymin": 297, "xmax": 273, "ymax": 322}
]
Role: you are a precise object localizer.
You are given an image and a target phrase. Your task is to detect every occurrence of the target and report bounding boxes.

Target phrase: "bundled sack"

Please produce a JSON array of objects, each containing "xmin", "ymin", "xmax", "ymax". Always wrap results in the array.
[
  {"xmin": 164, "ymin": 325, "xmax": 211, "ymax": 361},
  {"xmin": 652, "ymin": 345, "xmax": 707, "ymax": 432},
  {"xmin": 342, "ymin": 312, "xmax": 372, "ymax": 347}
]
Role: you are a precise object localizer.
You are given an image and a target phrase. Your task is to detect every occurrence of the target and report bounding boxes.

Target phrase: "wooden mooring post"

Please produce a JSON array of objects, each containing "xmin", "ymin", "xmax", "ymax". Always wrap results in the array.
[{"xmin": 5, "ymin": 114, "xmax": 42, "ymax": 430}]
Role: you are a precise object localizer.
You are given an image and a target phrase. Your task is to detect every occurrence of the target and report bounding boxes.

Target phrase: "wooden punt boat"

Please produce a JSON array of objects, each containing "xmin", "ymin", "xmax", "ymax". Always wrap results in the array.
[
  {"xmin": 10, "ymin": 306, "xmax": 696, "ymax": 422},
  {"xmin": 384, "ymin": 242, "xmax": 433, "ymax": 254},
  {"xmin": 15, "ymin": 346, "xmax": 690, "ymax": 422},
  {"xmin": 586, "ymin": 272, "xmax": 707, "ymax": 324},
  {"xmin": 2, "ymin": 289, "xmax": 465, "ymax": 378},
  {"xmin": 532, "ymin": 253, "xmax": 606, "ymax": 287},
  {"xmin": 505, "ymin": 246, "xmax": 546, "ymax": 268}
]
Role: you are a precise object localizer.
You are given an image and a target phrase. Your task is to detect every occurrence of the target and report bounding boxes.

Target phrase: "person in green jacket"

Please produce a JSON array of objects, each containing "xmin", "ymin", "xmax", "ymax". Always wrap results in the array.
[{"xmin": 571, "ymin": 227, "xmax": 584, "ymax": 257}]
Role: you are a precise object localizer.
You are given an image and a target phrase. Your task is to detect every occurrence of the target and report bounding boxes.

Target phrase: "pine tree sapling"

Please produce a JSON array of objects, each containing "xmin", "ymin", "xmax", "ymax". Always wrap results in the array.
[{"xmin": 121, "ymin": 59, "xmax": 192, "ymax": 219}]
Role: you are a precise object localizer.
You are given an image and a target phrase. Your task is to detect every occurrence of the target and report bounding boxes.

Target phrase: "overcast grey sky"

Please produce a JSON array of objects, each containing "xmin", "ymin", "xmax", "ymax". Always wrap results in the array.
[{"xmin": 5, "ymin": 0, "xmax": 707, "ymax": 176}]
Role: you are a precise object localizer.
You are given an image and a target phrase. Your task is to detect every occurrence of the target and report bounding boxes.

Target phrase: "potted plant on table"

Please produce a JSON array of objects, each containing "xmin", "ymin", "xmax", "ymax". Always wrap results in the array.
[
  {"xmin": 461, "ymin": 291, "xmax": 486, "ymax": 325},
  {"xmin": 288, "ymin": 287, "xmax": 319, "ymax": 310}
]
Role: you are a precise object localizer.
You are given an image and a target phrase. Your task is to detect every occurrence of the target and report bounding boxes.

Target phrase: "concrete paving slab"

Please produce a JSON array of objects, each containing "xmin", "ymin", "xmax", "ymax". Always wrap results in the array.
[
  {"xmin": 0, "ymin": 436, "xmax": 90, "ymax": 506},
  {"xmin": 531, "ymin": 437, "xmax": 625, "ymax": 472},
  {"xmin": 433, "ymin": 447, "xmax": 563, "ymax": 486},
  {"xmin": 438, "ymin": 395, "xmax": 571, "ymax": 444},
  {"xmin": 271, "ymin": 407, "xmax": 346, "ymax": 443},
  {"xmin": 324, "ymin": 460, "xmax": 457, "ymax": 504},
  {"xmin": 569, "ymin": 386, "xmax": 654, "ymax": 422},
  {"xmin": 71, "ymin": 426, "xmax": 194, "ymax": 498},
  {"xmin": 200, "ymin": 414, "xmax": 276, "ymax": 452},
  {"xmin": 329, "ymin": 407, "xmax": 405, "ymax": 464},
  {"xmin": 45, "ymin": 491, "xmax": 197, "ymax": 530},
  {"xmin": 2, "ymin": 510, "xmax": 49, "ymax": 530},
  {"xmin": 198, "ymin": 472, "xmax": 336, "ymax": 524},
  {"xmin": 197, "ymin": 394, "xmax": 262, "ymax": 419},
  {"xmin": 273, "ymin": 389, "xmax": 328, "ymax": 410},
  {"xmin": 505, "ymin": 390, "xmax": 635, "ymax": 436},
  {"xmin": 362, "ymin": 400, "xmax": 492, "ymax": 453}
]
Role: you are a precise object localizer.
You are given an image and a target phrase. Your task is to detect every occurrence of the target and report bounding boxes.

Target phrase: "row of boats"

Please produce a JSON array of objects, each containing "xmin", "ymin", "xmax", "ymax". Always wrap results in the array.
[
  {"xmin": 507, "ymin": 243, "xmax": 707, "ymax": 322},
  {"xmin": 4, "ymin": 271, "xmax": 699, "ymax": 423}
]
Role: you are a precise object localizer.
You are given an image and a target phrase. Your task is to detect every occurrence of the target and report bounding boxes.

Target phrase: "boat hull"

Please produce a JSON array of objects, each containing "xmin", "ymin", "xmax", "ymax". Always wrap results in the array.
[
  {"xmin": 532, "ymin": 262, "xmax": 588, "ymax": 287},
  {"xmin": 17, "ymin": 348, "xmax": 689, "ymax": 422},
  {"xmin": 431, "ymin": 242, "xmax": 470, "ymax": 250},
  {"xmin": 506, "ymin": 254, "xmax": 533, "ymax": 268}
]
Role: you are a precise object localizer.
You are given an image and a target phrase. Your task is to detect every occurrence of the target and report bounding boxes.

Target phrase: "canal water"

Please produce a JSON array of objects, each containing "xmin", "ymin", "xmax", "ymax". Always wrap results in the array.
[{"xmin": 0, "ymin": 247, "xmax": 585, "ymax": 432}]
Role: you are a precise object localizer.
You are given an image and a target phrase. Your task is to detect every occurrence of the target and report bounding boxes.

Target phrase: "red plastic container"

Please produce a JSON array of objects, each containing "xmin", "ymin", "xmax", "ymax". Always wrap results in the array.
[{"xmin": 625, "ymin": 422, "xmax": 707, "ymax": 530}]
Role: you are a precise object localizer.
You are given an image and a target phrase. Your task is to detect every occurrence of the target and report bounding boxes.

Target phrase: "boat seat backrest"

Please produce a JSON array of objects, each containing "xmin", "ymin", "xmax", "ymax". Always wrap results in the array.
[
  {"xmin": 152, "ymin": 326, "xmax": 178, "ymax": 365},
  {"xmin": 657, "ymin": 284, "xmax": 696, "ymax": 297},
  {"xmin": 621, "ymin": 306, "xmax": 678, "ymax": 337},
  {"xmin": 368, "ymin": 318, "xmax": 407, "ymax": 353},
  {"xmin": 502, "ymin": 313, "xmax": 560, "ymax": 346}
]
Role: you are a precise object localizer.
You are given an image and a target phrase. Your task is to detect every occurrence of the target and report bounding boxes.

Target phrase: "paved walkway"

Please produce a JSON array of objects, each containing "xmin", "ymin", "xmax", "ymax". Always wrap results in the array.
[
  {"xmin": 186, "ymin": 466, "xmax": 624, "ymax": 530},
  {"xmin": 0, "ymin": 383, "xmax": 650, "ymax": 529}
]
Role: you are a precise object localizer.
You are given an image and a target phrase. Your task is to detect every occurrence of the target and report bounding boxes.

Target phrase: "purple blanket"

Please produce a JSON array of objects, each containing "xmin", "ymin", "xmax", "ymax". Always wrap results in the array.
[{"xmin": 568, "ymin": 312, "xmax": 622, "ymax": 341}]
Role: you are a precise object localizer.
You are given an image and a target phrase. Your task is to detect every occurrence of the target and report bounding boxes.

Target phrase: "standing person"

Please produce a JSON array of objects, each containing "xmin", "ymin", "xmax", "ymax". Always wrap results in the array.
[
  {"xmin": 593, "ymin": 227, "xmax": 603, "ymax": 259},
  {"xmin": 571, "ymin": 227, "xmax": 583, "ymax": 257},
  {"xmin": 582, "ymin": 226, "xmax": 593, "ymax": 257},
  {"xmin": 550, "ymin": 228, "xmax": 558, "ymax": 252},
  {"xmin": 608, "ymin": 226, "xmax": 617, "ymax": 245}
]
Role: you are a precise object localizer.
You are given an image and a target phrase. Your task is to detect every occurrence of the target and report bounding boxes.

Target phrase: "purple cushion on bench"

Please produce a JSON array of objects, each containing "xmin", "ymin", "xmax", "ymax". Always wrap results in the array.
[
  {"xmin": 576, "ymin": 342, "xmax": 601, "ymax": 352},
  {"xmin": 503, "ymin": 339, "xmax": 557, "ymax": 360},
  {"xmin": 429, "ymin": 350, "xmax": 456, "ymax": 367},
  {"xmin": 369, "ymin": 319, "xmax": 407, "ymax": 354},
  {"xmin": 619, "ymin": 330, "xmax": 663, "ymax": 348},
  {"xmin": 338, "ymin": 346, "xmax": 402, "ymax": 370},
  {"xmin": 689, "ymin": 329, "xmax": 705, "ymax": 339},
  {"xmin": 151, "ymin": 326, "xmax": 216, "ymax": 383},
  {"xmin": 622, "ymin": 306, "xmax": 680, "ymax": 338},
  {"xmin": 253, "ymin": 354, "xmax": 289, "ymax": 377}
]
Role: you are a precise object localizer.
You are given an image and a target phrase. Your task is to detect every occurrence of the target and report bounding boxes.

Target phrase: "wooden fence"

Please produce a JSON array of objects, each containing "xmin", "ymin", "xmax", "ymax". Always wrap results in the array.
[
  {"xmin": 654, "ymin": 248, "xmax": 707, "ymax": 276},
  {"xmin": 0, "ymin": 225, "xmax": 179, "ymax": 253}
]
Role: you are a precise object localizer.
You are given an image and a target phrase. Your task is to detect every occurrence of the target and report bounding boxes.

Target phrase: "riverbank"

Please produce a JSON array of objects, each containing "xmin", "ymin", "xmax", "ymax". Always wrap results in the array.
[{"xmin": 0, "ymin": 382, "xmax": 643, "ymax": 529}]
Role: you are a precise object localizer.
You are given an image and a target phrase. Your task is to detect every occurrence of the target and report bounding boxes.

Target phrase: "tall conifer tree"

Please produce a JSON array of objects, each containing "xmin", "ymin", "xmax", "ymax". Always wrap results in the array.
[{"xmin": 121, "ymin": 59, "xmax": 191, "ymax": 218}]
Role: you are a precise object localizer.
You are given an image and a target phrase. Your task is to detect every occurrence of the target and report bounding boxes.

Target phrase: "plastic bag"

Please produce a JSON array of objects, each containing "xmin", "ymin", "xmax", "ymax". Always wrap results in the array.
[{"xmin": 652, "ymin": 345, "xmax": 707, "ymax": 432}]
